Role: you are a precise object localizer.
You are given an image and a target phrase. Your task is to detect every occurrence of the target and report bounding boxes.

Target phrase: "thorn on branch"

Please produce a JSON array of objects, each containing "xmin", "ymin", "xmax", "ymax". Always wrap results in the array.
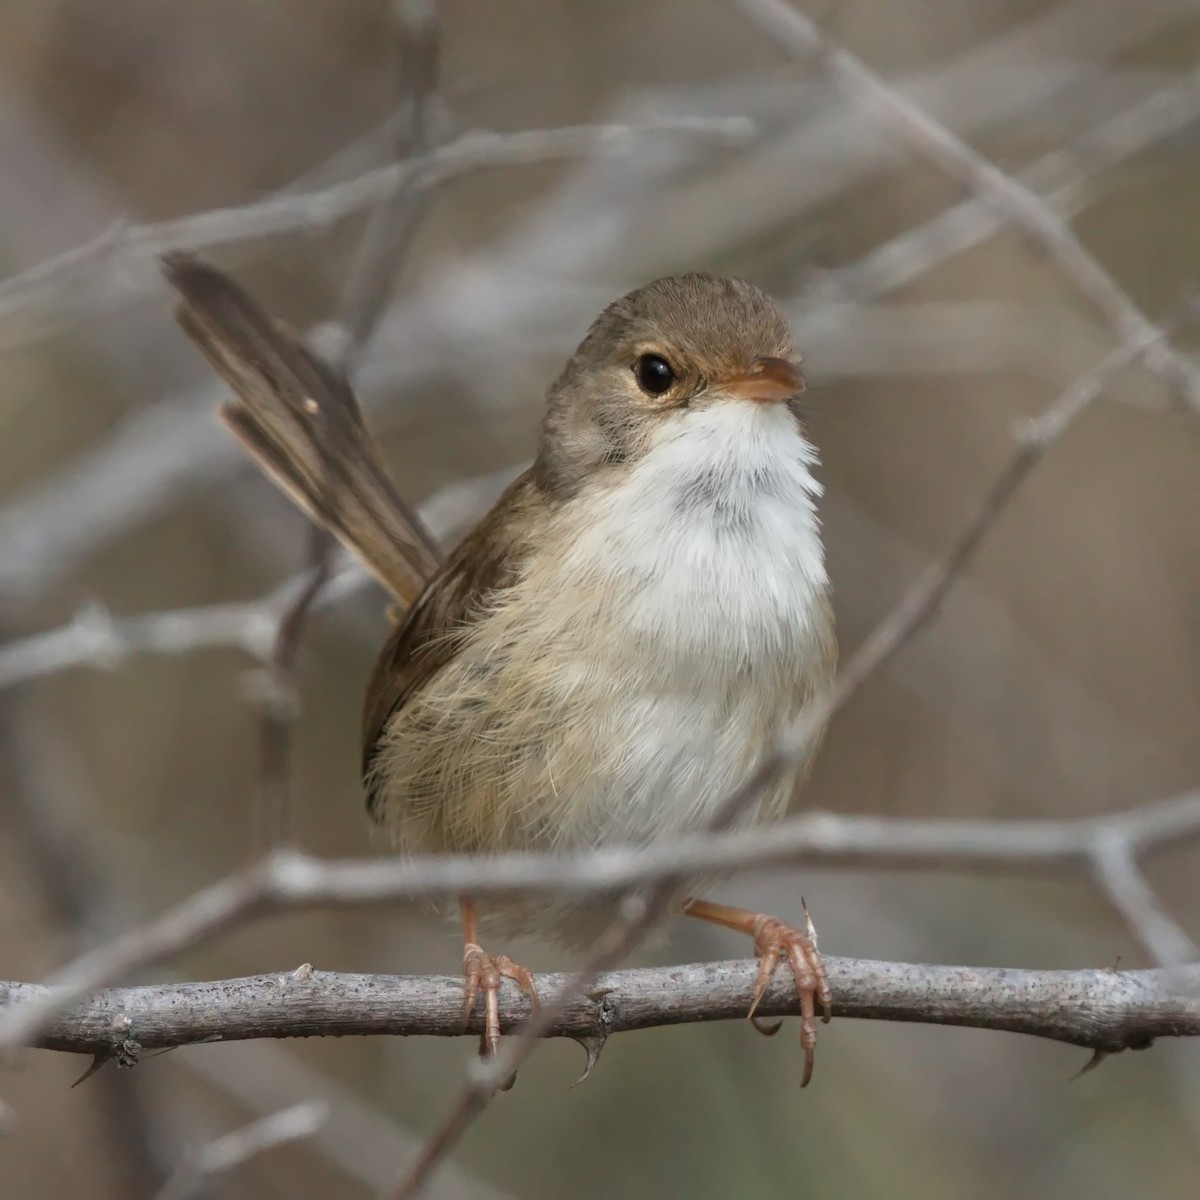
[
  {"xmin": 71, "ymin": 1052, "xmax": 111, "ymax": 1087},
  {"xmin": 71, "ymin": 1035, "xmax": 142, "ymax": 1086},
  {"xmin": 1072, "ymin": 1048, "xmax": 1110, "ymax": 1080},
  {"xmin": 571, "ymin": 1034, "xmax": 607, "ymax": 1086},
  {"xmin": 571, "ymin": 988, "xmax": 617, "ymax": 1084}
]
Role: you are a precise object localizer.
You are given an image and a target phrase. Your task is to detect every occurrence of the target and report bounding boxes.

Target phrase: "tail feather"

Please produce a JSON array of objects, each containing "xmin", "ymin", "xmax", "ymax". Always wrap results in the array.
[{"xmin": 164, "ymin": 252, "xmax": 439, "ymax": 603}]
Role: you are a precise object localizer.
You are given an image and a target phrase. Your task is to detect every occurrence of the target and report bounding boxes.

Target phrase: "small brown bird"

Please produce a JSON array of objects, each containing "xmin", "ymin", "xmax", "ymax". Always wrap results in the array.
[{"xmin": 165, "ymin": 256, "xmax": 836, "ymax": 1083}]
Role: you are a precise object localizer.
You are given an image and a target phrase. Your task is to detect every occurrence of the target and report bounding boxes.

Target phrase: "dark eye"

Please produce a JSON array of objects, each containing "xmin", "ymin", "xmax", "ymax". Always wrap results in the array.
[{"xmin": 634, "ymin": 353, "xmax": 676, "ymax": 395}]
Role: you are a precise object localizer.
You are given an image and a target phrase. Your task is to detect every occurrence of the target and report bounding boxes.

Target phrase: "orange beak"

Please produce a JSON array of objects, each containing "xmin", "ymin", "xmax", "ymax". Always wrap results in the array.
[{"xmin": 719, "ymin": 357, "xmax": 805, "ymax": 404}]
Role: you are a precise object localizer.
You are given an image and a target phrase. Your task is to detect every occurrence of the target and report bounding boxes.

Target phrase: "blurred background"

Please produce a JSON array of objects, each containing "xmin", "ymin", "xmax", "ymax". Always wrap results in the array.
[{"xmin": 1, "ymin": 0, "xmax": 1199, "ymax": 1196}]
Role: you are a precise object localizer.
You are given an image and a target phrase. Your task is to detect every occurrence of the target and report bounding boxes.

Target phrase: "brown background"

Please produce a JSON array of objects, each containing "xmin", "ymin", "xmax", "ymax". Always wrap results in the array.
[{"xmin": 1, "ymin": 1, "xmax": 1198, "ymax": 1196}]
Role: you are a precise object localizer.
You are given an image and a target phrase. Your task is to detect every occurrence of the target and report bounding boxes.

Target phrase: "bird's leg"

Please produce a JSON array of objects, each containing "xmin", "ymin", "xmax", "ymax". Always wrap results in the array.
[
  {"xmin": 459, "ymin": 895, "xmax": 539, "ymax": 1066},
  {"xmin": 683, "ymin": 896, "xmax": 831, "ymax": 1087}
]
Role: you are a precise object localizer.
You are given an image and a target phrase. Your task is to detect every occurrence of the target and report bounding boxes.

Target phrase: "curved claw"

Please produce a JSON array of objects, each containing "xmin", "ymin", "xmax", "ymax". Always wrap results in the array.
[
  {"xmin": 750, "ymin": 1015, "xmax": 784, "ymax": 1037},
  {"xmin": 750, "ymin": 909, "xmax": 831, "ymax": 1087}
]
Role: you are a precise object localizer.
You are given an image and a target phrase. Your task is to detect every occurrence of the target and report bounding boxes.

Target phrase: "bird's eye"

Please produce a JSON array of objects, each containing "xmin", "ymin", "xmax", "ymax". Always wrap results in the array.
[{"xmin": 633, "ymin": 353, "xmax": 676, "ymax": 396}]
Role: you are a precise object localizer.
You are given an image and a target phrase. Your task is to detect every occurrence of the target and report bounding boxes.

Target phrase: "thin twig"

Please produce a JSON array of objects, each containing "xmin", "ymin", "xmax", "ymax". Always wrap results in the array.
[
  {"xmin": 179, "ymin": 1039, "xmax": 521, "ymax": 1199},
  {"xmin": 154, "ymin": 1101, "xmax": 329, "ymax": 1200},
  {"xmin": 1088, "ymin": 834, "xmax": 1199, "ymax": 968},
  {"xmin": 736, "ymin": 0, "xmax": 1200, "ymax": 416},
  {"xmin": 335, "ymin": 0, "xmax": 441, "ymax": 365},
  {"xmin": 0, "ymin": 116, "xmax": 754, "ymax": 344},
  {"xmin": 255, "ymin": 543, "xmax": 336, "ymax": 849},
  {"xmin": 811, "ymin": 67, "xmax": 1200, "ymax": 325},
  {"xmin": 209, "ymin": 7, "xmax": 445, "ymax": 847},
  {"xmin": 0, "ymin": 463, "xmax": 521, "ymax": 692},
  {"xmin": 0, "ymin": 598, "xmax": 279, "ymax": 689}
]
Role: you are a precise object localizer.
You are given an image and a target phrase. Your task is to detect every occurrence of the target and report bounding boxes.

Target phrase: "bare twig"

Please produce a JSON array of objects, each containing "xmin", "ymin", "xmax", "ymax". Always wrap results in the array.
[
  {"xmin": 154, "ymin": 1101, "xmax": 329, "ymax": 1200},
  {"xmin": 811, "ymin": 68, "xmax": 1200, "ymax": 327},
  {"xmin": 3, "ymin": 785, "xmax": 1198, "ymax": 1057},
  {"xmin": 0, "ymin": 115, "xmax": 753, "ymax": 348},
  {"xmin": 335, "ymin": 0, "xmax": 441, "ymax": 364},
  {"xmin": 179, "ymin": 1041, "xmax": 520, "ymax": 1199},
  {"xmin": 1089, "ymin": 835, "xmax": 1199, "ymax": 967},
  {"xmin": 180, "ymin": 1040, "xmax": 520, "ymax": 1199},
  {"xmin": 5, "ymin": 961, "xmax": 1197, "ymax": 1060},
  {"xmin": 0, "ymin": 598, "xmax": 278, "ymax": 689},
  {"xmin": 254, "ymin": 542, "xmax": 336, "ymax": 848},
  {"xmin": 737, "ymin": 0, "xmax": 1200, "ymax": 415},
  {"xmin": 243, "ymin": 4, "xmax": 445, "ymax": 848},
  {"xmin": 0, "ymin": 701, "xmax": 180, "ymax": 1191},
  {"xmin": 0, "ymin": 463, "xmax": 521, "ymax": 692},
  {"xmin": 8, "ymin": 56, "xmax": 1194, "ymax": 608}
]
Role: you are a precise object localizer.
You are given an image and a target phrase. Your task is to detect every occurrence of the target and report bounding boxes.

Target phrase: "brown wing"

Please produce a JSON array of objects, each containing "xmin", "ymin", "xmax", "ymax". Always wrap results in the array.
[{"xmin": 361, "ymin": 469, "xmax": 544, "ymax": 818}]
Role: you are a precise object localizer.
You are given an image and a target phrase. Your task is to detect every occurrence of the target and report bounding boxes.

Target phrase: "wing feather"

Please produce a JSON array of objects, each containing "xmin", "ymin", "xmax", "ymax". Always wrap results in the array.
[{"xmin": 360, "ymin": 470, "xmax": 544, "ymax": 817}]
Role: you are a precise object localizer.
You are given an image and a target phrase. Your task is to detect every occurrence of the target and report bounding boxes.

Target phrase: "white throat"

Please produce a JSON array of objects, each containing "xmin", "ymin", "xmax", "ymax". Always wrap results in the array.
[{"xmin": 565, "ymin": 399, "xmax": 828, "ymax": 662}]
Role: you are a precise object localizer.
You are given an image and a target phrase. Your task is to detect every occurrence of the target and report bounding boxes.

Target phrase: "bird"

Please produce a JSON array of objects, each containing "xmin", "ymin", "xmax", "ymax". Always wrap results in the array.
[{"xmin": 165, "ymin": 255, "xmax": 837, "ymax": 1084}]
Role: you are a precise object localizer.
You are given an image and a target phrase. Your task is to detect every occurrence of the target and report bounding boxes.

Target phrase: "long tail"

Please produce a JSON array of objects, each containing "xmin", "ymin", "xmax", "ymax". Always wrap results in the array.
[{"xmin": 163, "ymin": 252, "xmax": 439, "ymax": 603}]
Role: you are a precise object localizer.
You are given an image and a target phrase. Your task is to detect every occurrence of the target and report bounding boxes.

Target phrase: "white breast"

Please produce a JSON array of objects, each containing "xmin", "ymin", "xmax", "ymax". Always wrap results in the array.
[{"xmin": 542, "ymin": 399, "xmax": 831, "ymax": 846}]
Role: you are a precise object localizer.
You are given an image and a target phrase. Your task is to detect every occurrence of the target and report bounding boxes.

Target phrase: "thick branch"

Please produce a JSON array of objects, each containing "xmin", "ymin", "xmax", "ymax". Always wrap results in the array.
[
  {"xmin": 4, "ymin": 789, "xmax": 1199, "ymax": 1051},
  {"xmin": 5, "ymin": 961, "xmax": 1197, "ymax": 1061}
]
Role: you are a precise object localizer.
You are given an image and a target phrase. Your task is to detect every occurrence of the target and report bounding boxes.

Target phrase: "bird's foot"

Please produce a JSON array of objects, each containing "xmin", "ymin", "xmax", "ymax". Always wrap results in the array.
[
  {"xmin": 746, "ymin": 901, "xmax": 832, "ymax": 1087},
  {"xmin": 461, "ymin": 942, "xmax": 539, "ymax": 1086}
]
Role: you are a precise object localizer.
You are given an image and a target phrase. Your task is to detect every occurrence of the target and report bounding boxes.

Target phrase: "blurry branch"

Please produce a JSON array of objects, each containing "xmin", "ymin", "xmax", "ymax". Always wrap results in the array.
[
  {"xmin": 1090, "ymin": 836, "xmax": 1198, "ymax": 968},
  {"xmin": 741, "ymin": 0, "xmax": 1200, "ymax": 416},
  {"xmin": 2, "ymin": 786, "xmax": 1198, "ymax": 1053},
  {"xmin": 0, "ymin": 0, "xmax": 1186, "ymax": 355},
  {"xmin": 6, "ymin": 47, "xmax": 1195, "ymax": 605},
  {"xmin": 154, "ymin": 1101, "xmax": 329, "ymax": 1200},
  {"xmin": 244, "ymin": 1, "xmax": 444, "ymax": 848},
  {"xmin": 0, "ymin": 583, "xmax": 318, "ymax": 690},
  {"xmin": 0, "ymin": 702, "xmax": 180, "ymax": 1191},
  {"xmin": 335, "ymin": 0, "xmax": 441, "ymax": 363},
  {"xmin": 0, "ymin": 463, "xmax": 518, "ymax": 688},
  {"xmin": 0, "ymin": 115, "xmax": 753, "ymax": 340},
  {"xmin": 179, "ymin": 1039, "xmax": 520, "ymax": 1198},
  {"xmin": 811, "ymin": 68, "xmax": 1200, "ymax": 339},
  {"xmin": 5, "ymin": 961, "xmax": 1199, "ymax": 1060},
  {"xmin": 254, "ymin": 538, "xmax": 335, "ymax": 849}
]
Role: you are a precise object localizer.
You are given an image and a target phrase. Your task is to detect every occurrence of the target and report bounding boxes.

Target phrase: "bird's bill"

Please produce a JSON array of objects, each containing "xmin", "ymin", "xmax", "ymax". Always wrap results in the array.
[{"xmin": 717, "ymin": 356, "xmax": 806, "ymax": 404}]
